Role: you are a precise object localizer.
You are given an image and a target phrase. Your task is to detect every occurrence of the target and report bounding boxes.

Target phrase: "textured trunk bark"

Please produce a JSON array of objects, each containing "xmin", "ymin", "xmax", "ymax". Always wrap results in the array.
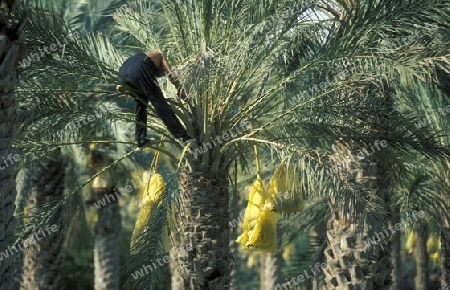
[
  {"xmin": 310, "ymin": 223, "xmax": 326, "ymax": 290},
  {"xmin": 323, "ymin": 216, "xmax": 374, "ymax": 290},
  {"xmin": 323, "ymin": 143, "xmax": 377, "ymax": 290},
  {"xmin": 441, "ymin": 227, "xmax": 450, "ymax": 290},
  {"xmin": 170, "ymin": 247, "xmax": 183, "ymax": 290},
  {"xmin": 93, "ymin": 187, "xmax": 121, "ymax": 290},
  {"xmin": 21, "ymin": 150, "xmax": 66, "ymax": 290},
  {"xmin": 171, "ymin": 164, "xmax": 232, "ymax": 289},
  {"xmin": 389, "ymin": 210, "xmax": 401, "ymax": 290},
  {"xmin": 413, "ymin": 223, "xmax": 429, "ymax": 290},
  {"xmin": 229, "ymin": 182, "xmax": 242, "ymax": 290},
  {"xmin": 15, "ymin": 167, "xmax": 32, "ymax": 218},
  {"xmin": 373, "ymin": 84, "xmax": 396, "ymax": 290},
  {"xmin": 324, "ymin": 87, "xmax": 394, "ymax": 289},
  {"xmin": 324, "ymin": 140, "xmax": 393, "ymax": 290},
  {"xmin": 260, "ymin": 224, "xmax": 282, "ymax": 290},
  {"xmin": 14, "ymin": 167, "xmax": 33, "ymax": 286},
  {"xmin": 372, "ymin": 165, "xmax": 393, "ymax": 289},
  {"xmin": 0, "ymin": 9, "xmax": 22, "ymax": 289}
]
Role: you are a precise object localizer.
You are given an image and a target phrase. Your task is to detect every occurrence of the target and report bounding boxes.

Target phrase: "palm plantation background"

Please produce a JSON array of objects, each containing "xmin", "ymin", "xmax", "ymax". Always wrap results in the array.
[{"xmin": 0, "ymin": 0, "xmax": 449, "ymax": 289}]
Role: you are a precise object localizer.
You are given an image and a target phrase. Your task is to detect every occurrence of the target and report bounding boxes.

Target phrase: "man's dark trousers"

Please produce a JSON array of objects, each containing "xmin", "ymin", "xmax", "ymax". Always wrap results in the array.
[{"xmin": 118, "ymin": 52, "xmax": 190, "ymax": 144}]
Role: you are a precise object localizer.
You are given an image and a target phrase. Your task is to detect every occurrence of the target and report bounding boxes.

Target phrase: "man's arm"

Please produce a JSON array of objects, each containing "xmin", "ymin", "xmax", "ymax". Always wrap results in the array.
[
  {"xmin": 160, "ymin": 53, "xmax": 187, "ymax": 100},
  {"xmin": 161, "ymin": 53, "xmax": 180, "ymax": 88}
]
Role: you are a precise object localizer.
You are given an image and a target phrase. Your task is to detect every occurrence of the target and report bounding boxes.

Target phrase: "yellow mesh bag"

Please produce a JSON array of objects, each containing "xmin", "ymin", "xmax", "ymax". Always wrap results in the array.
[
  {"xmin": 429, "ymin": 252, "xmax": 441, "ymax": 267},
  {"xmin": 268, "ymin": 162, "xmax": 304, "ymax": 213},
  {"xmin": 132, "ymin": 139, "xmax": 172, "ymax": 252},
  {"xmin": 426, "ymin": 236, "xmax": 441, "ymax": 267},
  {"xmin": 282, "ymin": 243, "xmax": 295, "ymax": 260},
  {"xmin": 244, "ymin": 179, "xmax": 268, "ymax": 223},
  {"xmin": 131, "ymin": 173, "xmax": 171, "ymax": 251},
  {"xmin": 237, "ymin": 178, "xmax": 267, "ymax": 248},
  {"xmin": 236, "ymin": 144, "xmax": 282, "ymax": 252},
  {"xmin": 237, "ymin": 178, "xmax": 281, "ymax": 252},
  {"xmin": 247, "ymin": 210, "xmax": 281, "ymax": 253},
  {"xmin": 405, "ymin": 231, "xmax": 416, "ymax": 254},
  {"xmin": 132, "ymin": 173, "xmax": 165, "ymax": 234},
  {"xmin": 426, "ymin": 235, "xmax": 440, "ymax": 254}
]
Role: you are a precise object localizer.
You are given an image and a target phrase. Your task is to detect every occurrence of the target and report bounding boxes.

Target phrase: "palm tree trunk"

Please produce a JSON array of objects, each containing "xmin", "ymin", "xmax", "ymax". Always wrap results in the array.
[
  {"xmin": 170, "ymin": 247, "xmax": 183, "ymax": 290},
  {"xmin": 413, "ymin": 222, "xmax": 429, "ymax": 290},
  {"xmin": 323, "ymin": 214, "xmax": 373, "ymax": 289},
  {"xmin": 260, "ymin": 224, "xmax": 282, "ymax": 290},
  {"xmin": 21, "ymin": 150, "xmax": 66, "ymax": 290},
  {"xmin": 324, "ymin": 87, "xmax": 395, "ymax": 289},
  {"xmin": 310, "ymin": 223, "xmax": 326, "ymax": 290},
  {"xmin": 371, "ymin": 89, "xmax": 395, "ymax": 290},
  {"xmin": 15, "ymin": 167, "xmax": 33, "ymax": 218},
  {"xmin": 171, "ymin": 164, "xmax": 232, "ymax": 289},
  {"xmin": 89, "ymin": 148, "xmax": 121, "ymax": 290},
  {"xmin": 323, "ymin": 143, "xmax": 377, "ymax": 290},
  {"xmin": 441, "ymin": 226, "xmax": 450, "ymax": 290},
  {"xmin": 230, "ymin": 173, "xmax": 243, "ymax": 290},
  {"xmin": 0, "ymin": 5, "xmax": 23, "ymax": 288},
  {"xmin": 372, "ymin": 166, "xmax": 394, "ymax": 289},
  {"xmin": 14, "ymin": 166, "xmax": 34, "ymax": 285},
  {"xmin": 260, "ymin": 249, "xmax": 282, "ymax": 290},
  {"xmin": 93, "ymin": 187, "xmax": 121, "ymax": 290},
  {"xmin": 324, "ymin": 141, "xmax": 394, "ymax": 290},
  {"xmin": 389, "ymin": 210, "xmax": 401, "ymax": 290}
]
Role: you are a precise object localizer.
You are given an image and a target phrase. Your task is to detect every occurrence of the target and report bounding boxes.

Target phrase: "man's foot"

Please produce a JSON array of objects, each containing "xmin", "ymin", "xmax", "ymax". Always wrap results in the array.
[
  {"xmin": 176, "ymin": 136, "xmax": 198, "ymax": 149},
  {"xmin": 182, "ymin": 138, "xmax": 197, "ymax": 146},
  {"xmin": 136, "ymin": 137, "xmax": 155, "ymax": 148}
]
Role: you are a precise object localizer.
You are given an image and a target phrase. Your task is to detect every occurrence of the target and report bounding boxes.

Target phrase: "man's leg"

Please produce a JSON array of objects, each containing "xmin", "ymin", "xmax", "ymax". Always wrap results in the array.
[
  {"xmin": 135, "ymin": 96, "xmax": 148, "ymax": 146},
  {"xmin": 137, "ymin": 66, "xmax": 191, "ymax": 141},
  {"xmin": 149, "ymin": 95, "xmax": 190, "ymax": 140},
  {"xmin": 118, "ymin": 78, "xmax": 151, "ymax": 147}
]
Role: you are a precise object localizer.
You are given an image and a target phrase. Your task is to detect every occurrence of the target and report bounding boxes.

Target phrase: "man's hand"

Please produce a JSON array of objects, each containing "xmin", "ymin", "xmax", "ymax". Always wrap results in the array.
[{"xmin": 116, "ymin": 85, "xmax": 127, "ymax": 94}]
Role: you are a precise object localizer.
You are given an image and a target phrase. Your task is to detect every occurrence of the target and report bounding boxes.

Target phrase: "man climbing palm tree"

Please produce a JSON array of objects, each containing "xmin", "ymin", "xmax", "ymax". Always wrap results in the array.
[{"xmin": 117, "ymin": 51, "xmax": 193, "ymax": 148}]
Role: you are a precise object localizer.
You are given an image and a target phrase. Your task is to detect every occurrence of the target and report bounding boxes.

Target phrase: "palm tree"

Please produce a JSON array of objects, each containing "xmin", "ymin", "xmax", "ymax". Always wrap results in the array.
[
  {"xmin": 114, "ymin": 0, "xmax": 450, "ymax": 288},
  {"xmin": 254, "ymin": 0, "xmax": 450, "ymax": 289},
  {"xmin": 260, "ymin": 225, "xmax": 282, "ymax": 290},
  {"xmin": 0, "ymin": 0, "xmax": 26, "ymax": 288},
  {"xmin": 413, "ymin": 221, "xmax": 429, "ymax": 290},
  {"xmin": 145, "ymin": 1, "xmax": 320, "ymax": 287},
  {"xmin": 229, "ymin": 172, "xmax": 245, "ymax": 290},
  {"xmin": 89, "ymin": 146, "xmax": 121, "ymax": 290},
  {"xmin": 10, "ymin": 5, "xmax": 145, "ymax": 290},
  {"xmin": 92, "ymin": 188, "xmax": 121, "ymax": 290},
  {"xmin": 21, "ymin": 149, "xmax": 66, "ymax": 290},
  {"xmin": 389, "ymin": 209, "xmax": 401, "ymax": 290},
  {"xmin": 433, "ymin": 163, "xmax": 450, "ymax": 289},
  {"xmin": 308, "ymin": 1, "xmax": 450, "ymax": 288}
]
